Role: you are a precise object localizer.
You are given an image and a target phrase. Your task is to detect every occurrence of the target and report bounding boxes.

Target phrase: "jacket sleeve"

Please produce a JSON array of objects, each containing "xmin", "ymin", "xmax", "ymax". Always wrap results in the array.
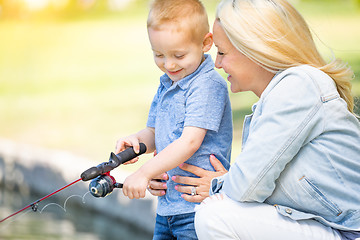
[{"xmin": 222, "ymin": 69, "xmax": 325, "ymax": 202}]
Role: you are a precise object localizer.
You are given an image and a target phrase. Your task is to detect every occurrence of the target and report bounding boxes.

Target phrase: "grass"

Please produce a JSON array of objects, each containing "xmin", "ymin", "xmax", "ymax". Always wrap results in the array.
[{"xmin": 0, "ymin": 1, "xmax": 359, "ymax": 171}]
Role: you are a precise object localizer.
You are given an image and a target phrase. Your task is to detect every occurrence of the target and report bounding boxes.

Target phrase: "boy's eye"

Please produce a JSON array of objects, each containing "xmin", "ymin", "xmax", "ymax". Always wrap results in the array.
[
  {"xmin": 217, "ymin": 51, "xmax": 224, "ymax": 56},
  {"xmin": 175, "ymin": 54, "xmax": 185, "ymax": 59},
  {"xmin": 155, "ymin": 53, "xmax": 164, "ymax": 58}
]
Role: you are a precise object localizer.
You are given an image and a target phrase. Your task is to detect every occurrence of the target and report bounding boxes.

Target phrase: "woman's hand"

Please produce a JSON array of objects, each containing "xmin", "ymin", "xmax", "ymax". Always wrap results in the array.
[
  {"xmin": 172, "ymin": 155, "xmax": 228, "ymax": 202},
  {"xmin": 147, "ymin": 150, "xmax": 168, "ymax": 196},
  {"xmin": 147, "ymin": 155, "xmax": 228, "ymax": 202},
  {"xmin": 147, "ymin": 172, "xmax": 169, "ymax": 196}
]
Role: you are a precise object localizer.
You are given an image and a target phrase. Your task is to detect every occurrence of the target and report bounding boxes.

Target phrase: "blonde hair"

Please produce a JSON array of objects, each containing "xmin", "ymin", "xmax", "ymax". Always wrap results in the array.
[
  {"xmin": 147, "ymin": 0, "xmax": 209, "ymax": 44},
  {"xmin": 216, "ymin": 0, "xmax": 355, "ymax": 113}
]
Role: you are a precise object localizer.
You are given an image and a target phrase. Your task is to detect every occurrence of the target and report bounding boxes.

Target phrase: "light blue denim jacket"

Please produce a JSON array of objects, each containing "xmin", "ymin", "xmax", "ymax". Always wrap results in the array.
[{"xmin": 211, "ymin": 65, "xmax": 360, "ymax": 231}]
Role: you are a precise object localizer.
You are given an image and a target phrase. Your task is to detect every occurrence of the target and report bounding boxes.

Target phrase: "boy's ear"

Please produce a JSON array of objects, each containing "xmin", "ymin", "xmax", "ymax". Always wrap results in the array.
[{"xmin": 202, "ymin": 32, "xmax": 213, "ymax": 52}]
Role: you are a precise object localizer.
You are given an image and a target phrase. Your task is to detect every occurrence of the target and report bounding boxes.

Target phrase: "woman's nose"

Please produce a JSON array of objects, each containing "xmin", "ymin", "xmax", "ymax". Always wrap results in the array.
[{"xmin": 215, "ymin": 57, "xmax": 222, "ymax": 69}]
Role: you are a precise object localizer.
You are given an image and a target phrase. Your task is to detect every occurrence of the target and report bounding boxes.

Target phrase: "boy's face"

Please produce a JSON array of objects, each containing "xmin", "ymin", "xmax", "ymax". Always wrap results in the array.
[{"xmin": 148, "ymin": 24, "xmax": 205, "ymax": 82}]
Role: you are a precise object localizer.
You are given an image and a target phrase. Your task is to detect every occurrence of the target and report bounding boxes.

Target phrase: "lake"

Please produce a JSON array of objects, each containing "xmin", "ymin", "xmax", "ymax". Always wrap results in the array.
[{"xmin": 0, "ymin": 186, "xmax": 152, "ymax": 240}]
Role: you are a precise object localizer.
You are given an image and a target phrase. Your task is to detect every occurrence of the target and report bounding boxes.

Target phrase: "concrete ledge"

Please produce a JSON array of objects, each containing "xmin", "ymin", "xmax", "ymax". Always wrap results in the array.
[{"xmin": 0, "ymin": 138, "xmax": 156, "ymax": 234}]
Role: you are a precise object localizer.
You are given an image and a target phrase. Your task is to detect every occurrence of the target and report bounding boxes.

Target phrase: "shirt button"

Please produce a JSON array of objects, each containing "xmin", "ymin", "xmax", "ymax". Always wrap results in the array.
[{"xmin": 285, "ymin": 208, "xmax": 292, "ymax": 214}]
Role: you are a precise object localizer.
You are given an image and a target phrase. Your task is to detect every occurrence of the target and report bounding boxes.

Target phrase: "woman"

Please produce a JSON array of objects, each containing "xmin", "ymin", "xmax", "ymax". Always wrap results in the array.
[{"xmin": 149, "ymin": 0, "xmax": 360, "ymax": 239}]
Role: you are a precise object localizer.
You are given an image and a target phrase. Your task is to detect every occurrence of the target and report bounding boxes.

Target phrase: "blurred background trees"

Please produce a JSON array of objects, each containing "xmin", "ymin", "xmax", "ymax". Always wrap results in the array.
[
  {"xmin": 0, "ymin": 0, "xmax": 138, "ymax": 19},
  {"xmin": 0, "ymin": 0, "xmax": 359, "ymax": 166},
  {"xmin": 0, "ymin": 0, "xmax": 358, "ymax": 21}
]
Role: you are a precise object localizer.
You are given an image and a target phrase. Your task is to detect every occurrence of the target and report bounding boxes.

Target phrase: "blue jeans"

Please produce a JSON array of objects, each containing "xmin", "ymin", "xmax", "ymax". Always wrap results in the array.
[{"xmin": 153, "ymin": 212, "xmax": 197, "ymax": 240}]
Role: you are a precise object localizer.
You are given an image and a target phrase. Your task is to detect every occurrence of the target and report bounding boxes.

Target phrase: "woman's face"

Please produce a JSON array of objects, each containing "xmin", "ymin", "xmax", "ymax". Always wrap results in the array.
[{"xmin": 213, "ymin": 20, "xmax": 273, "ymax": 96}]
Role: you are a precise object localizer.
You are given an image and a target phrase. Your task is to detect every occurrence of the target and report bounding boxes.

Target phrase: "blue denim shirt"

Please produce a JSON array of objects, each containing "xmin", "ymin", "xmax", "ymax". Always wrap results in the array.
[
  {"xmin": 147, "ymin": 54, "xmax": 233, "ymax": 216},
  {"xmin": 211, "ymin": 65, "xmax": 360, "ymax": 231}
]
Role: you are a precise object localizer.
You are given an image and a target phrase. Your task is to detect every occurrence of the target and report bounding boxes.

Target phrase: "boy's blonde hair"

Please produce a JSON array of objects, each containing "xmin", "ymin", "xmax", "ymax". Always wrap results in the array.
[
  {"xmin": 147, "ymin": 0, "xmax": 209, "ymax": 44},
  {"xmin": 216, "ymin": 0, "xmax": 355, "ymax": 113}
]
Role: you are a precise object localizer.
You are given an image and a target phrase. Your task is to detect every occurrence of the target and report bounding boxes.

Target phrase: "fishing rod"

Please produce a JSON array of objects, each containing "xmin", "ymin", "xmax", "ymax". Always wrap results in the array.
[
  {"xmin": 0, "ymin": 178, "xmax": 81, "ymax": 223},
  {"xmin": 0, "ymin": 143, "xmax": 147, "ymax": 223}
]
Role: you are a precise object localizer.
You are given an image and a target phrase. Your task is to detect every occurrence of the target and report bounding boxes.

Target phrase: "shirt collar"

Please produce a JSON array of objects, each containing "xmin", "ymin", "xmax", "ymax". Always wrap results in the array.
[{"xmin": 159, "ymin": 54, "xmax": 214, "ymax": 90}]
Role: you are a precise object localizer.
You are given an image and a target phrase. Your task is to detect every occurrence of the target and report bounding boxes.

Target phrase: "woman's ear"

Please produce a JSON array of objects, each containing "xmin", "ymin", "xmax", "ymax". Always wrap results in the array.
[{"xmin": 202, "ymin": 32, "xmax": 213, "ymax": 52}]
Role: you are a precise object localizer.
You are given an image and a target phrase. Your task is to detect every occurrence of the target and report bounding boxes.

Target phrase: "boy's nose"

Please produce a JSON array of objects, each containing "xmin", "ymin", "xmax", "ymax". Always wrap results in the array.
[{"xmin": 165, "ymin": 59, "xmax": 176, "ymax": 70}]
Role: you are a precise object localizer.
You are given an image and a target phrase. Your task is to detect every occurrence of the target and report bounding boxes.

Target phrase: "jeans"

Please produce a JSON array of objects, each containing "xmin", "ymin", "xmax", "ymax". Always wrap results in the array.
[{"xmin": 153, "ymin": 212, "xmax": 197, "ymax": 240}]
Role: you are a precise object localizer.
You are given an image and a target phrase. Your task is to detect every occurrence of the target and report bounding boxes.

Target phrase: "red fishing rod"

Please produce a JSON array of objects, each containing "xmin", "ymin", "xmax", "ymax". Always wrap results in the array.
[
  {"xmin": 0, "ymin": 178, "xmax": 82, "ymax": 223},
  {"xmin": 0, "ymin": 143, "xmax": 146, "ymax": 224}
]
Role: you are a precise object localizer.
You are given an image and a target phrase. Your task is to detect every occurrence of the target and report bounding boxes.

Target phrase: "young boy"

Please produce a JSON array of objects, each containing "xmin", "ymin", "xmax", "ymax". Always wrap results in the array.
[{"xmin": 116, "ymin": 0, "xmax": 232, "ymax": 239}]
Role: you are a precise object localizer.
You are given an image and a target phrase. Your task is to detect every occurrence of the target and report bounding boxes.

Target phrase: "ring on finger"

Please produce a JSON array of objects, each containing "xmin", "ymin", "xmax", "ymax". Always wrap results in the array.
[{"xmin": 191, "ymin": 186, "xmax": 197, "ymax": 196}]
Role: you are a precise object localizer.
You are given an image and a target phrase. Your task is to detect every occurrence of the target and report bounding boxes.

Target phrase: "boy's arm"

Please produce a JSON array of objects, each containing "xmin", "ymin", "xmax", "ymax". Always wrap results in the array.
[
  {"xmin": 137, "ymin": 126, "xmax": 207, "ymax": 180},
  {"xmin": 122, "ymin": 126, "xmax": 207, "ymax": 199}
]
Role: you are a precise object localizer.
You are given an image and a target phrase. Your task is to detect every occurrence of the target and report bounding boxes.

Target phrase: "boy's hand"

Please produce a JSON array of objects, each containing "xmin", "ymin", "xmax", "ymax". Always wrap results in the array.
[
  {"xmin": 115, "ymin": 136, "xmax": 141, "ymax": 165},
  {"xmin": 122, "ymin": 171, "xmax": 149, "ymax": 199}
]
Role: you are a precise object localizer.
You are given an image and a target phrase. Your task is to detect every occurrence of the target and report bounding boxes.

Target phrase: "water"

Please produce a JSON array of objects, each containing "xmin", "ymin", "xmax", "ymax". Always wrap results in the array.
[{"xmin": 0, "ymin": 187, "xmax": 153, "ymax": 240}]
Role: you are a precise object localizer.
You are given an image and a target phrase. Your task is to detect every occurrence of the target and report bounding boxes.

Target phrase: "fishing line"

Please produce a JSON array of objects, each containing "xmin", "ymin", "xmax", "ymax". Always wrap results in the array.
[
  {"xmin": 0, "ymin": 191, "xmax": 91, "ymax": 231},
  {"xmin": 39, "ymin": 191, "xmax": 91, "ymax": 213}
]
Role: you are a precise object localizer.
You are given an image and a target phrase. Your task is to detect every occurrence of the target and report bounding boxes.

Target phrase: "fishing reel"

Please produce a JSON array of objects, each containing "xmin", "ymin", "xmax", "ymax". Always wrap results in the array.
[
  {"xmin": 88, "ymin": 172, "xmax": 123, "ymax": 198},
  {"xmin": 81, "ymin": 143, "xmax": 146, "ymax": 198}
]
